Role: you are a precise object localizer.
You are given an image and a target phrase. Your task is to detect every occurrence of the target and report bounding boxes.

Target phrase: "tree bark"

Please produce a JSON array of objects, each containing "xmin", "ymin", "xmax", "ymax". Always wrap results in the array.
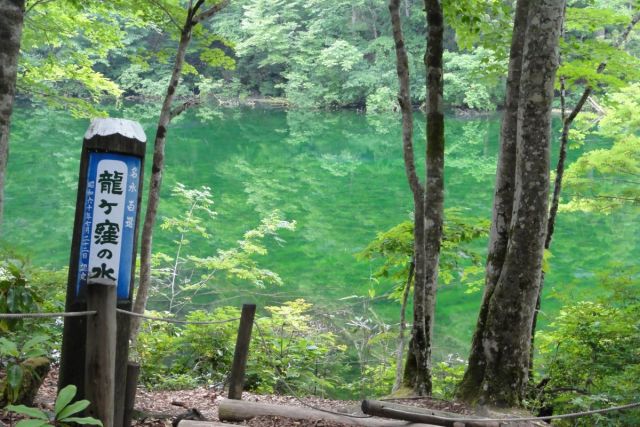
[
  {"xmin": 392, "ymin": 259, "xmax": 413, "ymax": 393},
  {"xmin": 418, "ymin": 0, "xmax": 445, "ymax": 396},
  {"xmin": 131, "ymin": 0, "xmax": 228, "ymax": 345},
  {"xmin": 456, "ymin": 0, "xmax": 530, "ymax": 402},
  {"xmin": 388, "ymin": 0, "xmax": 427, "ymax": 394},
  {"xmin": 389, "ymin": 0, "xmax": 445, "ymax": 396},
  {"xmin": 0, "ymin": 0, "xmax": 26, "ymax": 232},
  {"xmin": 457, "ymin": 0, "xmax": 563, "ymax": 406},
  {"xmin": 131, "ymin": 19, "xmax": 193, "ymax": 346}
]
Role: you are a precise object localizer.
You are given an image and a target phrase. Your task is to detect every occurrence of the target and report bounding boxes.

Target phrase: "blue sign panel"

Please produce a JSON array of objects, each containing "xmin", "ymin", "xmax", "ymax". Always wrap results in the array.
[{"xmin": 76, "ymin": 152, "xmax": 141, "ymax": 299}]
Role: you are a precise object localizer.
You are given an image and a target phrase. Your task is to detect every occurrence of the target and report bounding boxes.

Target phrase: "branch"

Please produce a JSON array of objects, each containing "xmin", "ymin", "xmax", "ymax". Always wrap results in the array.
[
  {"xmin": 548, "ymin": 10, "xmax": 640, "ymax": 247},
  {"xmin": 25, "ymin": 0, "xmax": 55, "ymax": 15},
  {"xmin": 611, "ymin": 11, "xmax": 640, "ymax": 49},
  {"xmin": 566, "ymin": 193, "xmax": 640, "ymax": 202},
  {"xmin": 565, "ymin": 11, "xmax": 640, "ymax": 126},
  {"xmin": 190, "ymin": 0, "xmax": 206, "ymax": 18},
  {"xmin": 170, "ymin": 96, "xmax": 201, "ymax": 121},
  {"xmin": 148, "ymin": 0, "xmax": 182, "ymax": 31},
  {"xmin": 389, "ymin": 0, "xmax": 423, "ymax": 199},
  {"xmin": 586, "ymin": 95, "xmax": 605, "ymax": 115},
  {"xmin": 192, "ymin": 0, "xmax": 229, "ymax": 24}
]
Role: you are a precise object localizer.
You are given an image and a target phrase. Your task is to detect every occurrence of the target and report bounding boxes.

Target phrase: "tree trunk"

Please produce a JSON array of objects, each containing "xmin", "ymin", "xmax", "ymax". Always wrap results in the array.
[
  {"xmin": 418, "ymin": 0, "xmax": 445, "ymax": 396},
  {"xmin": 392, "ymin": 260, "xmax": 413, "ymax": 393},
  {"xmin": 388, "ymin": 0, "xmax": 427, "ymax": 394},
  {"xmin": 130, "ymin": 10, "xmax": 195, "ymax": 346},
  {"xmin": 456, "ymin": 0, "xmax": 530, "ymax": 402},
  {"xmin": 457, "ymin": 0, "xmax": 563, "ymax": 406},
  {"xmin": 389, "ymin": 0, "xmax": 445, "ymax": 396},
  {"xmin": 130, "ymin": 0, "xmax": 229, "ymax": 345},
  {"xmin": 0, "ymin": 0, "xmax": 26, "ymax": 232},
  {"xmin": 404, "ymin": 203, "xmax": 426, "ymax": 391}
]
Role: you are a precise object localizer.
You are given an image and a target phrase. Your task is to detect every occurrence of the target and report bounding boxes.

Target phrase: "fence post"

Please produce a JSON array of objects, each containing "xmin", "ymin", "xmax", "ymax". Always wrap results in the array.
[
  {"xmin": 85, "ymin": 279, "xmax": 117, "ymax": 427},
  {"xmin": 228, "ymin": 304, "xmax": 257, "ymax": 400},
  {"xmin": 122, "ymin": 362, "xmax": 140, "ymax": 427}
]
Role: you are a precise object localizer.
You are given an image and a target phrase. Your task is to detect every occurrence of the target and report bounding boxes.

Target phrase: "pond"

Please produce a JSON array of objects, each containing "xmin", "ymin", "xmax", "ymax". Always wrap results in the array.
[{"xmin": 5, "ymin": 105, "xmax": 638, "ymax": 360}]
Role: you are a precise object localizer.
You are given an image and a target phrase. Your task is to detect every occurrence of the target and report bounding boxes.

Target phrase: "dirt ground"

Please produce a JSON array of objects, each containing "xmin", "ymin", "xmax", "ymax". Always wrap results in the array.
[{"xmin": 2, "ymin": 367, "xmax": 482, "ymax": 427}]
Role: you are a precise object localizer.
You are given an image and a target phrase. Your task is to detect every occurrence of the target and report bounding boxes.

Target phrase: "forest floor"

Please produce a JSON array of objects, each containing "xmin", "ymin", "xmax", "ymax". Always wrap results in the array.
[{"xmin": 2, "ymin": 368, "xmax": 496, "ymax": 427}]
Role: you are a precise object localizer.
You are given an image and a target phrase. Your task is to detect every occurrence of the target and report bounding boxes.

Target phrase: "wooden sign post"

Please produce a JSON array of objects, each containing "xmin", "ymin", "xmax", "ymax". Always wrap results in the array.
[
  {"xmin": 60, "ymin": 118, "xmax": 146, "ymax": 425},
  {"xmin": 85, "ymin": 279, "xmax": 117, "ymax": 427}
]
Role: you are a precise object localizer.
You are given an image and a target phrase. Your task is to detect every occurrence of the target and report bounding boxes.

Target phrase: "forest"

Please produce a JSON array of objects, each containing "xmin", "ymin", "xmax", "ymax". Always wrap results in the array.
[{"xmin": 1, "ymin": 0, "xmax": 639, "ymax": 426}]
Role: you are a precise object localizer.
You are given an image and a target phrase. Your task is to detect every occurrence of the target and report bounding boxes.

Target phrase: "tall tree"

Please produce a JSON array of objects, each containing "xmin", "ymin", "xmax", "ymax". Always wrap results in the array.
[
  {"xmin": 457, "ymin": 0, "xmax": 564, "ymax": 406},
  {"xmin": 456, "ymin": 0, "xmax": 530, "ymax": 402},
  {"xmin": 529, "ymin": 6, "xmax": 640, "ymax": 372},
  {"xmin": 0, "ymin": 0, "xmax": 26, "ymax": 232},
  {"xmin": 389, "ymin": 0, "xmax": 444, "ymax": 395},
  {"xmin": 130, "ymin": 0, "xmax": 229, "ymax": 345}
]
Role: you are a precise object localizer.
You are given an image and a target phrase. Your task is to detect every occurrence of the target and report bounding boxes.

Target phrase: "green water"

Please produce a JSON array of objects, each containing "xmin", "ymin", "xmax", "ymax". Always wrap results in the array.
[{"xmin": 5, "ymin": 106, "xmax": 639, "ymax": 360}]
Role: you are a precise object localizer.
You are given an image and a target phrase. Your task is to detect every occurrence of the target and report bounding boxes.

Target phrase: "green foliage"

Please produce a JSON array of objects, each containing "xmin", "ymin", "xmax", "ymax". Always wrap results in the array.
[
  {"xmin": 560, "ymin": 4, "xmax": 640, "ymax": 93},
  {"xmin": 431, "ymin": 355, "xmax": 467, "ymax": 400},
  {"xmin": 357, "ymin": 208, "xmax": 489, "ymax": 299},
  {"xmin": 443, "ymin": 0, "xmax": 510, "ymax": 54},
  {"xmin": 248, "ymin": 299, "xmax": 346, "ymax": 395},
  {"xmin": 134, "ymin": 307, "xmax": 240, "ymax": 390},
  {"xmin": 563, "ymin": 84, "xmax": 640, "ymax": 212},
  {"xmin": 134, "ymin": 300, "xmax": 345, "ymax": 395},
  {"xmin": 133, "ymin": 311, "xmax": 182, "ymax": 389},
  {"xmin": 0, "ymin": 336, "xmax": 49, "ymax": 404},
  {"xmin": 14, "ymin": 0, "xmax": 640, "ymax": 113},
  {"xmin": 338, "ymin": 304, "xmax": 397, "ymax": 398},
  {"xmin": 19, "ymin": 0, "xmax": 236, "ymax": 118},
  {"xmin": 5, "ymin": 385, "xmax": 103, "ymax": 426},
  {"xmin": 443, "ymin": 49, "xmax": 505, "ymax": 111},
  {"xmin": 151, "ymin": 184, "xmax": 295, "ymax": 312},
  {"xmin": 565, "ymin": 6, "xmax": 630, "ymax": 34},
  {"xmin": 183, "ymin": 209, "xmax": 296, "ymax": 288},
  {"xmin": 365, "ymin": 87, "xmax": 397, "ymax": 113},
  {"xmin": 178, "ymin": 308, "xmax": 240, "ymax": 384},
  {"xmin": 535, "ymin": 267, "xmax": 640, "ymax": 426},
  {"xmin": 0, "ymin": 260, "xmax": 40, "ymax": 333},
  {"xmin": 19, "ymin": 0, "xmax": 137, "ymax": 117},
  {"xmin": 0, "ymin": 252, "xmax": 66, "ymax": 405},
  {"xmin": 214, "ymin": 0, "xmax": 510, "ymax": 110}
]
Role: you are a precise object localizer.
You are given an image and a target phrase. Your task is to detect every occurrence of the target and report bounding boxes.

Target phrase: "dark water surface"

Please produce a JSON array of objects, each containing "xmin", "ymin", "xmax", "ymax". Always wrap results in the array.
[{"xmin": 5, "ymin": 106, "xmax": 638, "ymax": 359}]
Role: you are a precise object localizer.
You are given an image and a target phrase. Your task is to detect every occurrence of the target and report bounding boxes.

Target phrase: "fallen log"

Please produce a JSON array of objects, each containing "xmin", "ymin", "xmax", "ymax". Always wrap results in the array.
[
  {"xmin": 361, "ymin": 400, "xmax": 537, "ymax": 427},
  {"xmin": 218, "ymin": 398, "xmax": 439, "ymax": 426}
]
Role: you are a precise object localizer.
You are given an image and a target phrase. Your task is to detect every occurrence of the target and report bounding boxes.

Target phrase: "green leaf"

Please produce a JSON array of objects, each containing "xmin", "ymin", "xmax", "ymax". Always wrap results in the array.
[
  {"xmin": 55, "ymin": 385, "xmax": 77, "ymax": 416},
  {"xmin": 56, "ymin": 400, "xmax": 90, "ymax": 420},
  {"xmin": 0, "ymin": 337, "xmax": 19, "ymax": 357},
  {"xmin": 23, "ymin": 335, "xmax": 49, "ymax": 353},
  {"xmin": 7, "ymin": 364, "xmax": 24, "ymax": 391},
  {"xmin": 6, "ymin": 405, "xmax": 49, "ymax": 420},
  {"xmin": 15, "ymin": 420, "xmax": 49, "ymax": 427},
  {"xmin": 61, "ymin": 417, "xmax": 103, "ymax": 426}
]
